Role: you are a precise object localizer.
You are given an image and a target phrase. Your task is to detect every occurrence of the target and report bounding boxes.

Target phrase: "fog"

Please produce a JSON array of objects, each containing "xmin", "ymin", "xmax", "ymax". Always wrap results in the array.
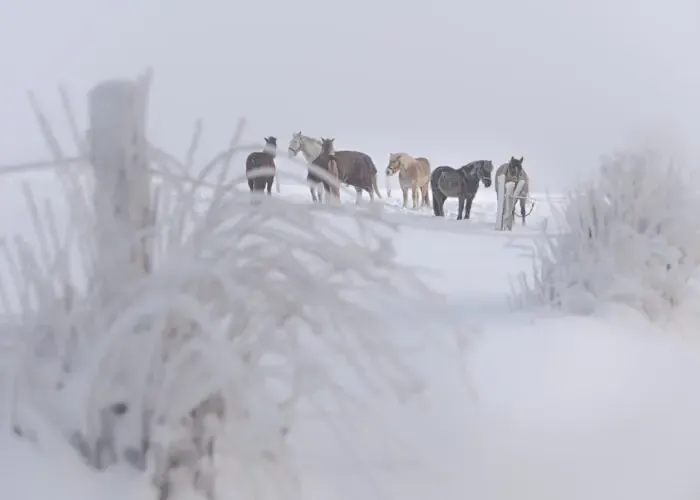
[{"xmin": 1, "ymin": 0, "xmax": 698, "ymax": 190}]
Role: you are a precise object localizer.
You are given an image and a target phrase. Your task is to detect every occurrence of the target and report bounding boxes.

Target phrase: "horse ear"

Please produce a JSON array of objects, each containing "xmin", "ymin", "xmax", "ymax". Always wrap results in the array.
[{"xmin": 519, "ymin": 156, "xmax": 524, "ymax": 163}]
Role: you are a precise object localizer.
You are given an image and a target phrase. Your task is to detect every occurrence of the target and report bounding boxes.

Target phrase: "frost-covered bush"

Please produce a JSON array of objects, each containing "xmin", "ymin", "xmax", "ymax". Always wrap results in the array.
[
  {"xmin": 0, "ymin": 146, "xmax": 446, "ymax": 499},
  {"xmin": 516, "ymin": 147, "xmax": 700, "ymax": 319}
]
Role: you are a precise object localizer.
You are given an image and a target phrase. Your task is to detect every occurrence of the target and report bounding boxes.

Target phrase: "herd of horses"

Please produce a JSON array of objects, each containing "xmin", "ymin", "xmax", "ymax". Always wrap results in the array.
[{"xmin": 244, "ymin": 132, "xmax": 531, "ymax": 225}]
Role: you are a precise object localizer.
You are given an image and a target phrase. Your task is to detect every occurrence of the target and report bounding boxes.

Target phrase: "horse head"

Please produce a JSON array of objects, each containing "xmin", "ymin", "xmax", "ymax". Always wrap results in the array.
[
  {"xmin": 320, "ymin": 137, "xmax": 336, "ymax": 156},
  {"xmin": 507, "ymin": 156, "xmax": 525, "ymax": 180},
  {"xmin": 385, "ymin": 153, "xmax": 405, "ymax": 176},
  {"xmin": 288, "ymin": 132, "xmax": 303, "ymax": 157},
  {"xmin": 478, "ymin": 160, "xmax": 494, "ymax": 188},
  {"xmin": 263, "ymin": 136, "xmax": 278, "ymax": 156},
  {"xmin": 460, "ymin": 160, "xmax": 493, "ymax": 188}
]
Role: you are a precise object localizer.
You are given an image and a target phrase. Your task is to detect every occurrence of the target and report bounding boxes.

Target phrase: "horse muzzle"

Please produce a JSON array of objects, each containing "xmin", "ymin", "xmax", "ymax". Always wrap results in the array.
[
  {"xmin": 287, "ymin": 148, "xmax": 297, "ymax": 158},
  {"xmin": 483, "ymin": 179, "xmax": 492, "ymax": 188}
]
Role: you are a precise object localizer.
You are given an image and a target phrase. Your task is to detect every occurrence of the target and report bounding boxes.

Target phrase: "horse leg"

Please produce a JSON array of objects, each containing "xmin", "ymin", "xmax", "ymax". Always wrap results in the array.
[
  {"xmin": 520, "ymin": 198, "xmax": 526, "ymax": 226},
  {"xmin": 326, "ymin": 182, "xmax": 336, "ymax": 203},
  {"xmin": 402, "ymin": 188, "xmax": 408, "ymax": 208},
  {"xmin": 412, "ymin": 185, "xmax": 419, "ymax": 209},
  {"xmin": 457, "ymin": 196, "xmax": 466, "ymax": 220},
  {"xmin": 355, "ymin": 187, "xmax": 362, "ymax": 205},
  {"xmin": 431, "ymin": 190, "xmax": 439, "ymax": 216},
  {"xmin": 248, "ymin": 179, "xmax": 255, "ymax": 192},
  {"xmin": 368, "ymin": 185, "xmax": 375, "ymax": 202},
  {"xmin": 266, "ymin": 178, "xmax": 273, "ymax": 195},
  {"xmin": 465, "ymin": 196, "xmax": 473, "ymax": 219},
  {"xmin": 309, "ymin": 185, "xmax": 318, "ymax": 203},
  {"xmin": 422, "ymin": 184, "xmax": 431, "ymax": 208}
]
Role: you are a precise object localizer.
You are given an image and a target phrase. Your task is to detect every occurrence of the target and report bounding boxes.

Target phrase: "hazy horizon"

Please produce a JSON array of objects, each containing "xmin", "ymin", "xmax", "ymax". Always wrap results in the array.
[{"xmin": 2, "ymin": 0, "xmax": 698, "ymax": 191}]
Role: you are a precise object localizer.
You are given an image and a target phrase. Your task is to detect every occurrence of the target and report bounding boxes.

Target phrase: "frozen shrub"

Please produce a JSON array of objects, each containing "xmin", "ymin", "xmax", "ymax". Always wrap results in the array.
[
  {"xmin": 515, "ymin": 147, "xmax": 700, "ymax": 319},
  {"xmin": 0, "ymin": 151, "xmax": 446, "ymax": 499}
]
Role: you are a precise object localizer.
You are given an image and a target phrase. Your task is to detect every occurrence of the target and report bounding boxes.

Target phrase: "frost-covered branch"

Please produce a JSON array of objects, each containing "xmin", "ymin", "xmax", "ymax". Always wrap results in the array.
[
  {"xmin": 515, "ymin": 146, "xmax": 700, "ymax": 319},
  {"xmin": 2, "ymin": 96, "xmax": 448, "ymax": 500}
]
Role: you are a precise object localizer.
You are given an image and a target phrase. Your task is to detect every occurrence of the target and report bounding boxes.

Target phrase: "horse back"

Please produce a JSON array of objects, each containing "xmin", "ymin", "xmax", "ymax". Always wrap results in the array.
[
  {"xmin": 412, "ymin": 157, "xmax": 431, "ymax": 181},
  {"xmin": 431, "ymin": 165, "xmax": 455, "ymax": 184},
  {"xmin": 495, "ymin": 163, "xmax": 509, "ymax": 178},
  {"xmin": 334, "ymin": 150, "xmax": 377, "ymax": 189},
  {"xmin": 246, "ymin": 152, "xmax": 275, "ymax": 171}
]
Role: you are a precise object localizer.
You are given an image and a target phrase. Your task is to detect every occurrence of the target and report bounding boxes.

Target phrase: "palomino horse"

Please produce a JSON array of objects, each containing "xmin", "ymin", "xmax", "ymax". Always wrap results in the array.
[
  {"xmin": 431, "ymin": 160, "xmax": 494, "ymax": 220},
  {"xmin": 494, "ymin": 156, "xmax": 530, "ymax": 226},
  {"xmin": 385, "ymin": 152, "xmax": 431, "ymax": 209},
  {"xmin": 288, "ymin": 132, "xmax": 382, "ymax": 204},
  {"xmin": 245, "ymin": 136, "xmax": 278, "ymax": 194}
]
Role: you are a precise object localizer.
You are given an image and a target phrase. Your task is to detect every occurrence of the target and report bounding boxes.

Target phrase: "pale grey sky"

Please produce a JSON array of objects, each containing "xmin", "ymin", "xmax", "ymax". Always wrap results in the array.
[{"xmin": 1, "ymin": 0, "xmax": 698, "ymax": 190}]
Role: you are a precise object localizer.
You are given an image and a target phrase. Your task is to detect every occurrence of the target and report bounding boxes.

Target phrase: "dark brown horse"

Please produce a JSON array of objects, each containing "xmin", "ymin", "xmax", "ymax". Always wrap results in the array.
[
  {"xmin": 288, "ymin": 132, "xmax": 382, "ymax": 204},
  {"xmin": 245, "ymin": 136, "xmax": 277, "ymax": 194},
  {"xmin": 335, "ymin": 150, "xmax": 382, "ymax": 204},
  {"xmin": 308, "ymin": 137, "xmax": 340, "ymax": 203}
]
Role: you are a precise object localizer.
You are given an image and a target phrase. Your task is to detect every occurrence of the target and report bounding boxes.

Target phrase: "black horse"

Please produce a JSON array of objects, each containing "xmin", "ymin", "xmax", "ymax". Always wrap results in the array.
[
  {"xmin": 245, "ymin": 136, "xmax": 277, "ymax": 194},
  {"xmin": 431, "ymin": 160, "xmax": 494, "ymax": 219}
]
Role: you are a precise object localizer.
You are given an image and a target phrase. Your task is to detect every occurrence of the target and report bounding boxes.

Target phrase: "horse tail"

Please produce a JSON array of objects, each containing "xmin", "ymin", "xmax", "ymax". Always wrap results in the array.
[
  {"xmin": 372, "ymin": 171, "xmax": 382, "ymax": 199},
  {"xmin": 436, "ymin": 171, "xmax": 449, "ymax": 195},
  {"xmin": 363, "ymin": 156, "xmax": 382, "ymax": 199},
  {"xmin": 431, "ymin": 181, "xmax": 442, "ymax": 216}
]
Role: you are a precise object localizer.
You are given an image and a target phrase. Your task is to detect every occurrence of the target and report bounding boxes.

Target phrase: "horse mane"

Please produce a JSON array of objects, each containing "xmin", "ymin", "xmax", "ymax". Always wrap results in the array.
[
  {"xmin": 393, "ymin": 152, "xmax": 416, "ymax": 167},
  {"xmin": 304, "ymin": 134, "xmax": 323, "ymax": 146},
  {"xmin": 460, "ymin": 160, "xmax": 488, "ymax": 175}
]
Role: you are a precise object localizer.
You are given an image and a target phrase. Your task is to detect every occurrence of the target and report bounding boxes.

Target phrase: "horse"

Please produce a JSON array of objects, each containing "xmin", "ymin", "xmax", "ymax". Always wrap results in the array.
[
  {"xmin": 308, "ymin": 137, "xmax": 341, "ymax": 203},
  {"xmin": 385, "ymin": 152, "xmax": 431, "ymax": 209},
  {"xmin": 288, "ymin": 132, "xmax": 382, "ymax": 204},
  {"xmin": 494, "ymin": 156, "xmax": 530, "ymax": 226},
  {"xmin": 431, "ymin": 160, "xmax": 494, "ymax": 220},
  {"xmin": 245, "ymin": 136, "xmax": 278, "ymax": 194}
]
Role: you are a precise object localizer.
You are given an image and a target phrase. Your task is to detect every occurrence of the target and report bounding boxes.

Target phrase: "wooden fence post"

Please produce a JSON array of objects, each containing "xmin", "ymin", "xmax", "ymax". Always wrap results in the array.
[
  {"xmin": 88, "ymin": 72, "xmax": 152, "ymax": 303},
  {"xmin": 495, "ymin": 173, "xmax": 506, "ymax": 230}
]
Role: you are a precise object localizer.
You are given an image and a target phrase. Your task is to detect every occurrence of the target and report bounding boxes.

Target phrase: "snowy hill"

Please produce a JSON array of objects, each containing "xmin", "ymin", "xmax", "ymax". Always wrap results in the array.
[{"xmin": 3, "ymin": 165, "xmax": 700, "ymax": 500}]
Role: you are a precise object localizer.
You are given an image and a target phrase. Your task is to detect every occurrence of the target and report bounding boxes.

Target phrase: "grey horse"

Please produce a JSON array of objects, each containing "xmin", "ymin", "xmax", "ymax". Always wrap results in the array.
[
  {"xmin": 494, "ymin": 156, "xmax": 530, "ymax": 226},
  {"xmin": 431, "ymin": 160, "xmax": 494, "ymax": 219}
]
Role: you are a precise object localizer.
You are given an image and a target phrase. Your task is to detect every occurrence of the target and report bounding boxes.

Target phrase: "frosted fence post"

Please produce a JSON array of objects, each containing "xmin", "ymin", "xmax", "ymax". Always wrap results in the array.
[
  {"xmin": 495, "ymin": 173, "xmax": 506, "ymax": 230},
  {"xmin": 88, "ymin": 77, "xmax": 152, "ymax": 304},
  {"xmin": 511, "ymin": 179, "xmax": 526, "ymax": 230},
  {"xmin": 503, "ymin": 182, "xmax": 516, "ymax": 230}
]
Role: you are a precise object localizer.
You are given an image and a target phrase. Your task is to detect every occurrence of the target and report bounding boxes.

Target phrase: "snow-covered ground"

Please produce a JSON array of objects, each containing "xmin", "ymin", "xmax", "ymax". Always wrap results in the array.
[{"xmin": 3, "ymin": 173, "xmax": 700, "ymax": 500}]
